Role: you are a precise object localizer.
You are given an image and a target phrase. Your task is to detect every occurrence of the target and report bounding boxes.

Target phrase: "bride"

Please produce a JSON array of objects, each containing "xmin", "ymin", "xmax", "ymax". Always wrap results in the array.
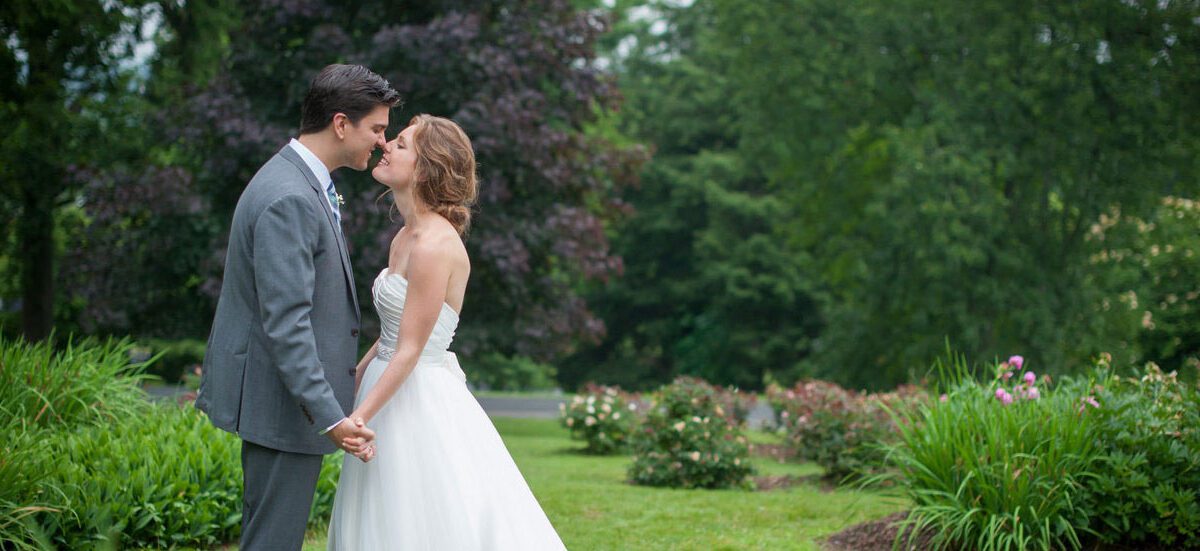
[{"xmin": 326, "ymin": 115, "xmax": 565, "ymax": 550}]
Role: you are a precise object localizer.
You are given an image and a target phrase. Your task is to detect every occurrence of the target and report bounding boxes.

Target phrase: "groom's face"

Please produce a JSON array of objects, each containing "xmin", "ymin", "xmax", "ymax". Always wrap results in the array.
[{"xmin": 339, "ymin": 105, "xmax": 390, "ymax": 171}]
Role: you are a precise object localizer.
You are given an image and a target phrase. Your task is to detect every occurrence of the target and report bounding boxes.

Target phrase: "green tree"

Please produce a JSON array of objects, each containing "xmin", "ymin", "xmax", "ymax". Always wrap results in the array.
[
  {"xmin": 154, "ymin": 0, "xmax": 647, "ymax": 361},
  {"xmin": 712, "ymin": 0, "xmax": 1200, "ymax": 386},
  {"xmin": 0, "ymin": 1, "xmax": 153, "ymax": 340},
  {"xmin": 38, "ymin": 1, "xmax": 236, "ymax": 339},
  {"xmin": 564, "ymin": 1, "xmax": 821, "ymax": 390}
]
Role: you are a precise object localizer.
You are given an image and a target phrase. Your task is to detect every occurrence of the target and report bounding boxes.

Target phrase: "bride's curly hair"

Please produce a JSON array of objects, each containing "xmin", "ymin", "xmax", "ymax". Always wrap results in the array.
[{"xmin": 408, "ymin": 114, "xmax": 478, "ymax": 236}]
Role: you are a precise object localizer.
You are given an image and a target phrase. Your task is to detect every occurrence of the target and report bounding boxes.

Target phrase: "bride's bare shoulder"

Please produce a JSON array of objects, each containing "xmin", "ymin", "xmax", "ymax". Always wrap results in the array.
[{"xmin": 412, "ymin": 223, "xmax": 467, "ymax": 271}]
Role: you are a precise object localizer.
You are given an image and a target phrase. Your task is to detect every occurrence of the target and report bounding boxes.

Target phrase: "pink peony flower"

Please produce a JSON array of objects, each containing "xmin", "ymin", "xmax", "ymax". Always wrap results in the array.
[
  {"xmin": 1008, "ymin": 355, "xmax": 1025, "ymax": 369},
  {"xmin": 1023, "ymin": 371, "xmax": 1036, "ymax": 385}
]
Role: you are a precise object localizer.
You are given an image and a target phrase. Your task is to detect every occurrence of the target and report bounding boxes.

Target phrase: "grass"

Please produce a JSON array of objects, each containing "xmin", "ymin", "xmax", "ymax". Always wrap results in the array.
[{"xmin": 292, "ymin": 418, "xmax": 905, "ymax": 550}]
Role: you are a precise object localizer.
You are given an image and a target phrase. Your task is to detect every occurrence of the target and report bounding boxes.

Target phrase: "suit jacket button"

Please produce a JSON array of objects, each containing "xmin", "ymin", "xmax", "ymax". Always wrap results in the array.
[
  {"xmin": 350, "ymin": 328, "xmax": 359, "ymax": 337},
  {"xmin": 349, "ymin": 368, "xmax": 356, "ymax": 376}
]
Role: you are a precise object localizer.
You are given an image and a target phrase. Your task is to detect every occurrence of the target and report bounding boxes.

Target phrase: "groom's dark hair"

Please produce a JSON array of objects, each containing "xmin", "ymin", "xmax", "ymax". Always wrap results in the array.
[{"xmin": 299, "ymin": 64, "xmax": 401, "ymax": 135}]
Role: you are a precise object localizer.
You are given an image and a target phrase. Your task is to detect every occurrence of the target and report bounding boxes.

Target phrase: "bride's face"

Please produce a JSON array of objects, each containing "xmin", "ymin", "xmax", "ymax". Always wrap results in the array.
[{"xmin": 373, "ymin": 124, "xmax": 418, "ymax": 189}]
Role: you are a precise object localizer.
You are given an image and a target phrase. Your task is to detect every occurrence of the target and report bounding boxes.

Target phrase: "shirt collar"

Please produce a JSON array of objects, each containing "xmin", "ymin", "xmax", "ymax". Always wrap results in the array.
[{"xmin": 288, "ymin": 138, "xmax": 333, "ymax": 189}]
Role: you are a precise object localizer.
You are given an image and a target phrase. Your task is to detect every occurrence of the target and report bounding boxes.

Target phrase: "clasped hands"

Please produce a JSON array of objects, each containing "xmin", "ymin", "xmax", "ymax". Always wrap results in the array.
[{"xmin": 326, "ymin": 417, "xmax": 377, "ymax": 462}]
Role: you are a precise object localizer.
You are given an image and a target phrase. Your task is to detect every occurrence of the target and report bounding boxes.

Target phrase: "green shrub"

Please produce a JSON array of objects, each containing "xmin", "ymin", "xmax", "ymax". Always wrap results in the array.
[
  {"xmin": 35, "ymin": 404, "xmax": 242, "ymax": 548},
  {"xmin": 1083, "ymin": 359, "xmax": 1200, "ymax": 548},
  {"xmin": 0, "ymin": 335, "xmax": 151, "ymax": 549},
  {"xmin": 469, "ymin": 352, "xmax": 558, "ymax": 391},
  {"xmin": 26, "ymin": 405, "xmax": 346, "ymax": 548},
  {"xmin": 885, "ymin": 355, "xmax": 1102, "ymax": 551},
  {"xmin": 310, "ymin": 452, "xmax": 344, "ymax": 530},
  {"xmin": 138, "ymin": 338, "xmax": 206, "ymax": 385},
  {"xmin": 0, "ymin": 335, "xmax": 350, "ymax": 549},
  {"xmin": 0, "ymin": 335, "xmax": 151, "ymax": 429},
  {"xmin": 560, "ymin": 384, "xmax": 639, "ymax": 454},
  {"xmin": 0, "ymin": 418, "xmax": 65, "ymax": 551},
  {"xmin": 766, "ymin": 380, "xmax": 926, "ymax": 481},
  {"xmin": 628, "ymin": 377, "xmax": 754, "ymax": 489}
]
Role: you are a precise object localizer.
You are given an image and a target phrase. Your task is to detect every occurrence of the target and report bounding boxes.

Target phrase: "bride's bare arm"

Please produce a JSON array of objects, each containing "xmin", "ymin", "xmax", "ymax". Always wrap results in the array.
[
  {"xmin": 354, "ymin": 340, "xmax": 380, "ymax": 393},
  {"xmin": 350, "ymin": 243, "xmax": 453, "ymax": 425}
]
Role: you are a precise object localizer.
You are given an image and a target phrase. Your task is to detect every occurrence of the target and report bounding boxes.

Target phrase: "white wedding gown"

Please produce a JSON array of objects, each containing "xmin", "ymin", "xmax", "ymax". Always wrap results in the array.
[{"xmin": 326, "ymin": 269, "xmax": 565, "ymax": 550}]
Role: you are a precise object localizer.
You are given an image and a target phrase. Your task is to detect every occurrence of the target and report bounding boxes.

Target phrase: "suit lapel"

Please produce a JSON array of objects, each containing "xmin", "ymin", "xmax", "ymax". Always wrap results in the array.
[{"xmin": 278, "ymin": 146, "xmax": 361, "ymax": 319}]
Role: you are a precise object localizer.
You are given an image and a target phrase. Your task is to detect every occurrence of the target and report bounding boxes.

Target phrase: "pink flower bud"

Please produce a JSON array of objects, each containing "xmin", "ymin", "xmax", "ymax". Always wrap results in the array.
[
  {"xmin": 995, "ymin": 388, "xmax": 1007, "ymax": 400},
  {"xmin": 939, "ymin": 394, "xmax": 948, "ymax": 402},
  {"xmin": 1008, "ymin": 355, "xmax": 1024, "ymax": 370},
  {"xmin": 1001, "ymin": 392, "xmax": 1014, "ymax": 405},
  {"xmin": 1023, "ymin": 371, "xmax": 1036, "ymax": 385}
]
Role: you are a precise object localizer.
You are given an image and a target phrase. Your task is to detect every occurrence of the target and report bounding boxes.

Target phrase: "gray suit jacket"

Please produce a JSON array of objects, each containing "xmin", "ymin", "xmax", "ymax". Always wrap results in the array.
[{"xmin": 196, "ymin": 145, "xmax": 361, "ymax": 455}]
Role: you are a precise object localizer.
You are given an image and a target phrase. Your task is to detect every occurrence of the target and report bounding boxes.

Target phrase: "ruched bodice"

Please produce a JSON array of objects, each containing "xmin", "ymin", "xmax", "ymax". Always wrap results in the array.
[{"xmin": 372, "ymin": 268, "xmax": 459, "ymax": 361}]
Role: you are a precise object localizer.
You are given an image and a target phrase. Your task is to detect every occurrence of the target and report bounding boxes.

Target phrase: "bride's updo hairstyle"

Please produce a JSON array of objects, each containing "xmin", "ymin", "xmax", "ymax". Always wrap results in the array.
[{"xmin": 408, "ymin": 114, "xmax": 478, "ymax": 236}]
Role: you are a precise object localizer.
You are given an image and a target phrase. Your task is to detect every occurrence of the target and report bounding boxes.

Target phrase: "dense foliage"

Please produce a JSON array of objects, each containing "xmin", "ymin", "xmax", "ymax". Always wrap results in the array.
[
  {"xmin": 886, "ymin": 357, "xmax": 1102, "ymax": 550},
  {"xmin": 886, "ymin": 354, "xmax": 1200, "ymax": 550},
  {"xmin": 566, "ymin": 0, "xmax": 1200, "ymax": 390},
  {"xmin": 564, "ymin": 1, "xmax": 821, "ymax": 390},
  {"xmin": 0, "ymin": 335, "xmax": 341, "ymax": 548},
  {"xmin": 156, "ymin": 0, "xmax": 647, "ymax": 360},
  {"xmin": 4, "ymin": 1, "xmax": 648, "ymax": 373},
  {"xmin": 1083, "ymin": 360, "xmax": 1200, "ymax": 547},
  {"xmin": 714, "ymin": 0, "xmax": 1200, "ymax": 386},
  {"xmin": 1089, "ymin": 197, "xmax": 1200, "ymax": 376},
  {"xmin": 4, "ymin": 0, "xmax": 1200, "ymax": 391}
]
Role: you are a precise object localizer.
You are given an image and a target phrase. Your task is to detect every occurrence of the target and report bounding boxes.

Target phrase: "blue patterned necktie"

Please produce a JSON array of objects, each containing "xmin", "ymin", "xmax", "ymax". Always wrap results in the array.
[{"xmin": 326, "ymin": 181, "xmax": 341, "ymax": 225}]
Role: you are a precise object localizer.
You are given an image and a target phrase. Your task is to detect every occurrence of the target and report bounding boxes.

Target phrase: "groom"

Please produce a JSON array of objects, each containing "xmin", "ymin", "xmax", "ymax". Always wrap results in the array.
[{"xmin": 196, "ymin": 64, "xmax": 401, "ymax": 550}]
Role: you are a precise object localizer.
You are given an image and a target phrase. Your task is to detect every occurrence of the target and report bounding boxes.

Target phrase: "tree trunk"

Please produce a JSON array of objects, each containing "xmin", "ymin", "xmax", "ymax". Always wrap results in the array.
[{"xmin": 18, "ymin": 188, "xmax": 54, "ymax": 341}]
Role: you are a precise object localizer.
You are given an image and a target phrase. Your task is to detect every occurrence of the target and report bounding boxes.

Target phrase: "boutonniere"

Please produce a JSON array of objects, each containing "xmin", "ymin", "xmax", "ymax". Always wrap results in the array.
[{"xmin": 336, "ymin": 193, "xmax": 345, "ymax": 207}]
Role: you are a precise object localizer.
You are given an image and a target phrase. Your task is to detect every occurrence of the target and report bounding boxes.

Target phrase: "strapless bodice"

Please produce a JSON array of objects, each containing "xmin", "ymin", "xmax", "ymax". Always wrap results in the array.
[{"xmin": 372, "ymin": 268, "xmax": 459, "ymax": 361}]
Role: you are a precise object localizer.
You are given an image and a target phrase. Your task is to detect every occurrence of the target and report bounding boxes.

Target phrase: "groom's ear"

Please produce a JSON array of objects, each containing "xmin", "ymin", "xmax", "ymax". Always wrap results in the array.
[{"xmin": 332, "ymin": 113, "xmax": 349, "ymax": 140}]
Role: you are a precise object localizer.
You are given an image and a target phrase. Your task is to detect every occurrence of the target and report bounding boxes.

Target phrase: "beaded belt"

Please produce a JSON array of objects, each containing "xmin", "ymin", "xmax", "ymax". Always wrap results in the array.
[{"xmin": 375, "ymin": 344, "xmax": 466, "ymax": 383}]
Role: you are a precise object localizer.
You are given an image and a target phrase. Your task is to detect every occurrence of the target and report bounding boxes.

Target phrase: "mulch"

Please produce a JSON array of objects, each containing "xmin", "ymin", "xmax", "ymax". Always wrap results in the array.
[
  {"xmin": 822, "ymin": 511, "xmax": 1186, "ymax": 551},
  {"xmin": 821, "ymin": 511, "xmax": 940, "ymax": 551}
]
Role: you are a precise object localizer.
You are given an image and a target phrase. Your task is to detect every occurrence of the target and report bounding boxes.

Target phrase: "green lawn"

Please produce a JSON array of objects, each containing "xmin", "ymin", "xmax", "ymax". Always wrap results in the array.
[{"xmin": 295, "ymin": 418, "xmax": 905, "ymax": 550}]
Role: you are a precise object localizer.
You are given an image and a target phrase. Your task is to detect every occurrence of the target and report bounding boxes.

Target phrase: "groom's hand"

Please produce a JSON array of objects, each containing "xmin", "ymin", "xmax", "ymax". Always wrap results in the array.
[
  {"xmin": 348, "ymin": 417, "xmax": 376, "ymax": 462},
  {"xmin": 326, "ymin": 417, "xmax": 374, "ymax": 457}
]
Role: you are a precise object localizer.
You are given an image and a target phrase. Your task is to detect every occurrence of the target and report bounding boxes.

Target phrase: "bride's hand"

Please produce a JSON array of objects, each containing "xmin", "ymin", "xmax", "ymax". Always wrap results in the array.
[
  {"xmin": 345, "ymin": 416, "xmax": 376, "ymax": 462},
  {"xmin": 355, "ymin": 442, "xmax": 376, "ymax": 462}
]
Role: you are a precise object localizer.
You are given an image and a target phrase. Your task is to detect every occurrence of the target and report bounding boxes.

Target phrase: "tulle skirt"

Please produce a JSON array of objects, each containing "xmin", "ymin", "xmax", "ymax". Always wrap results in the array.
[{"xmin": 326, "ymin": 352, "xmax": 565, "ymax": 550}]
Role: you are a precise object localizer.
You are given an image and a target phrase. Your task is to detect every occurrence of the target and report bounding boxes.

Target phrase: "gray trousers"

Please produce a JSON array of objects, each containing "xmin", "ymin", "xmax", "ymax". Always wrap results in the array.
[{"xmin": 240, "ymin": 440, "xmax": 325, "ymax": 551}]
